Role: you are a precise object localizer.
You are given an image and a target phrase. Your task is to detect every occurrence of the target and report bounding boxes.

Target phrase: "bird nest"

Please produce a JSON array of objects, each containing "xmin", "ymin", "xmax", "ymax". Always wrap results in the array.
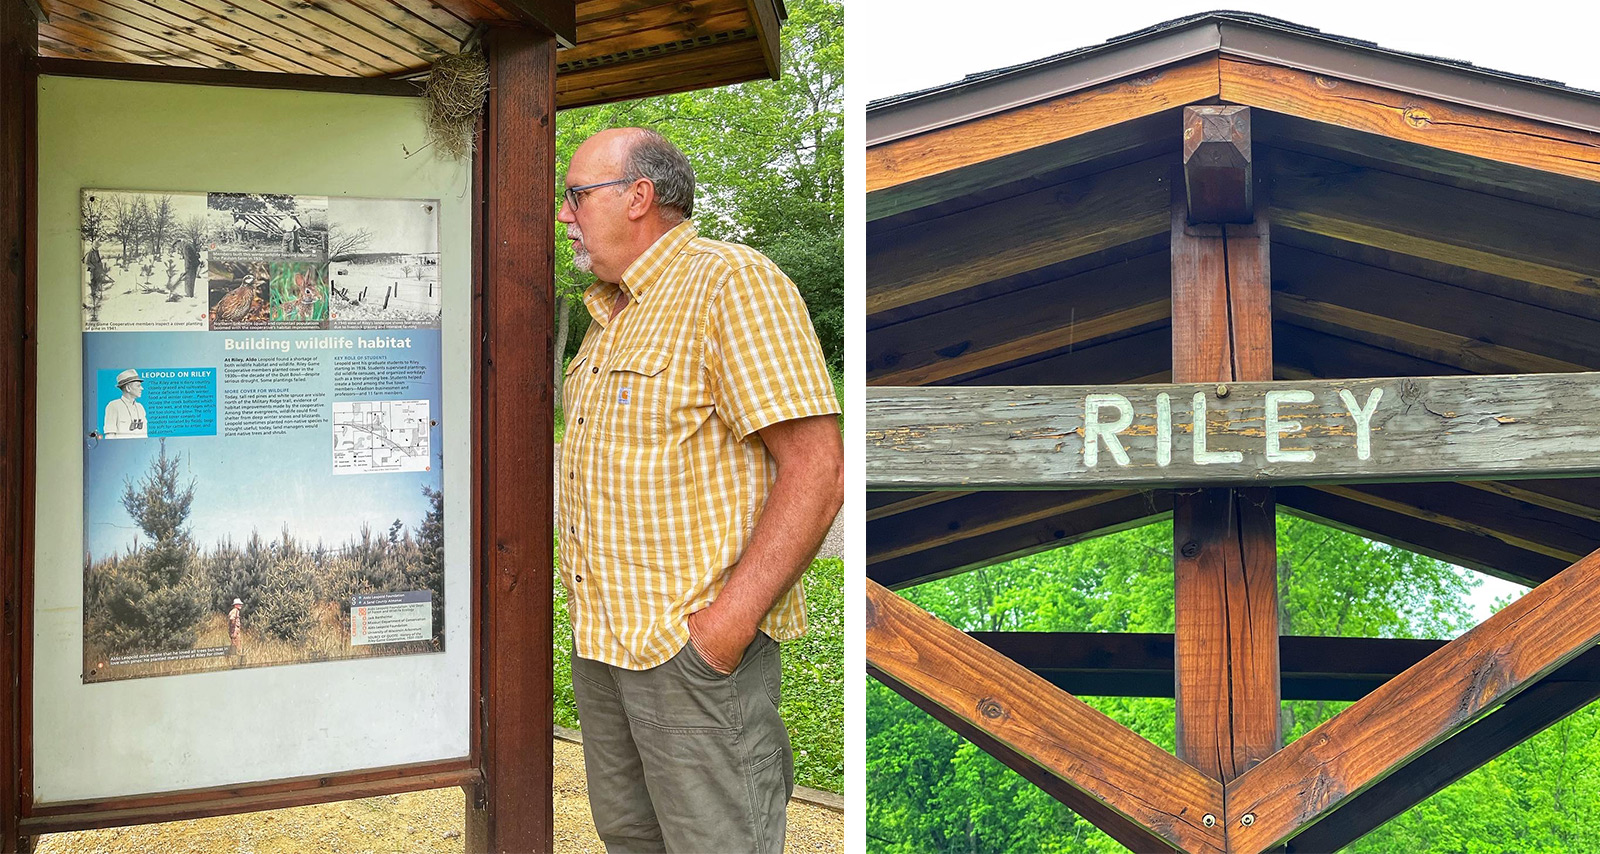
[{"xmin": 422, "ymin": 50, "xmax": 490, "ymax": 161}]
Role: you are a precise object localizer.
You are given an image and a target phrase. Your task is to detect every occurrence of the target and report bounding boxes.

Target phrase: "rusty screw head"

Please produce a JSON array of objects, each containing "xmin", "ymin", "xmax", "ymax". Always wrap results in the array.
[
  {"xmin": 1241, "ymin": 813, "xmax": 1256, "ymax": 827},
  {"xmin": 1202, "ymin": 814, "xmax": 1216, "ymax": 828},
  {"xmin": 1181, "ymin": 541, "xmax": 1201, "ymax": 558},
  {"xmin": 1215, "ymin": 383, "xmax": 1230, "ymax": 398}
]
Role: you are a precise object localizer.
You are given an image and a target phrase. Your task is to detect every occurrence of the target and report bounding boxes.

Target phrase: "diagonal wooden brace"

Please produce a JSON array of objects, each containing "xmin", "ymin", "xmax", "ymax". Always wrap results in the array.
[
  {"xmin": 1227, "ymin": 544, "xmax": 1600, "ymax": 853},
  {"xmin": 866, "ymin": 579, "xmax": 1225, "ymax": 854}
]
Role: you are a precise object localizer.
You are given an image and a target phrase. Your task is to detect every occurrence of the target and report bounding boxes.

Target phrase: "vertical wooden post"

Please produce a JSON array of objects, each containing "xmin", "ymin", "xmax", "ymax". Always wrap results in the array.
[
  {"xmin": 1172, "ymin": 105, "xmax": 1280, "ymax": 784},
  {"xmin": 468, "ymin": 25, "xmax": 557, "ymax": 854},
  {"xmin": 0, "ymin": 2, "xmax": 33, "ymax": 850}
]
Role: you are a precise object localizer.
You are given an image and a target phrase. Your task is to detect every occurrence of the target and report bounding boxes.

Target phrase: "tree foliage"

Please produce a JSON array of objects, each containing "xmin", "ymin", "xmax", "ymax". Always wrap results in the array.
[
  {"xmin": 552, "ymin": 0, "xmax": 843, "ymax": 410},
  {"xmin": 866, "ymin": 514, "xmax": 1600, "ymax": 852}
]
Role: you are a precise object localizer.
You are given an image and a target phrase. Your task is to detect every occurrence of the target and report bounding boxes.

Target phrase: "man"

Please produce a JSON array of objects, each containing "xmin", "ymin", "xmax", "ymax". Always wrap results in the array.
[
  {"xmin": 228, "ymin": 597, "xmax": 244, "ymax": 658},
  {"xmin": 103, "ymin": 368, "xmax": 148, "ymax": 439},
  {"xmin": 557, "ymin": 127, "xmax": 843, "ymax": 854}
]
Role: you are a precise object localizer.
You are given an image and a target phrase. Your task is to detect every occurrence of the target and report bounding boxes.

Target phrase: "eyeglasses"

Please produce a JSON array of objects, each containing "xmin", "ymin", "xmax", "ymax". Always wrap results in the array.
[{"xmin": 563, "ymin": 178, "xmax": 633, "ymax": 210}]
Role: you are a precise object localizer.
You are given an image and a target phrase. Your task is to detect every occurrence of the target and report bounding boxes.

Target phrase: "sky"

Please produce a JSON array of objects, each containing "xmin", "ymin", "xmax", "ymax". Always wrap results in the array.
[
  {"xmin": 855, "ymin": 1, "xmax": 1600, "ymax": 103},
  {"xmin": 852, "ymin": 0, "xmax": 1560, "ymax": 619}
]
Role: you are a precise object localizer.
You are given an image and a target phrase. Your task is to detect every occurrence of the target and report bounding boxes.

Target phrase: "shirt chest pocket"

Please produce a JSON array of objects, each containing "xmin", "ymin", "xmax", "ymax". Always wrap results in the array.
[{"xmin": 596, "ymin": 347, "xmax": 672, "ymax": 444}]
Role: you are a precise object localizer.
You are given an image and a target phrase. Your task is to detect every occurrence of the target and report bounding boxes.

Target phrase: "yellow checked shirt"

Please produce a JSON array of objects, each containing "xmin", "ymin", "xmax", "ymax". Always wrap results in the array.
[{"xmin": 558, "ymin": 221, "xmax": 840, "ymax": 670}]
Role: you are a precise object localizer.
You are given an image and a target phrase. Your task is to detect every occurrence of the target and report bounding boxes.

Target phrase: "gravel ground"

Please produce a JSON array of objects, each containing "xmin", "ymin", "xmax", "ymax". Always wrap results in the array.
[{"xmin": 36, "ymin": 739, "xmax": 842, "ymax": 853}]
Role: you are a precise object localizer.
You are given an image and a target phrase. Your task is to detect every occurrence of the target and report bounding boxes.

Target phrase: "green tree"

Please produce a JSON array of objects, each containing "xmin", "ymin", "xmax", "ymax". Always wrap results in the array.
[{"xmin": 864, "ymin": 514, "xmax": 1599, "ymax": 853}]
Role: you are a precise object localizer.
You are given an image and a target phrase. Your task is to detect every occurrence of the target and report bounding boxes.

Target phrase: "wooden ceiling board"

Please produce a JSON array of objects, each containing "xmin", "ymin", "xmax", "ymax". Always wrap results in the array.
[
  {"xmin": 1467, "ymin": 480, "xmax": 1600, "ymax": 525},
  {"xmin": 48, "ymin": 0, "xmax": 312, "ymax": 73},
  {"xmin": 868, "ymin": 251, "xmax": 1171, "ymax": 386},
  {"xmin": 868, "ymin": 155, "xmax": 1172, "ymax": 316},
  {"xmin": 572, "ymin": 0, "xmax": 743, "ymax": 43},
  {"xmin": 375, "ymin": 0, "xmax": 476, "ymax": 44},
  {"xmin": 431, "ymin": 0, "xmax": 519, "ymax": 25},
  {"xmin": 1271, "ymin": 322, "xmax": 1466, "ymax": 382},
  {"xmin": 559, "ymin": 7, "xmax": 750, "ymax": 68},
  {"xmin": 954, "ymin": 323, "xmax": 1171, "ymax": 387},
  {"xmin": 869, "ymin": 490, "xmax": 1136, "ymax": 565},
  {"xmin": 1267, "ymin": 147, "xmax": 1600, "ymax": 304},
  {"xmin": 239, "ymin": 0, "xmax": 443, "ymax": 68},
  {"xmin": 167, "ymin": 0, "xmax": 407, "ymax": 74},
  {"xmin": 555, "ymin": 41, "xmax": 765, "ymax": 106},
  {"xmin": 865, "ymin": 492, "xmax": 970, "ymax": 522},
  {"xmin": 1273, "ymin": 244, "xmax": 1600, "ymax": 372},
  {"xmin": 1257, "ymin": 111, "xmax": 1600, "ymax": 221},
  {"xmin": 40, "ymin": 18, "xmax": 206, "ymax": 65},
  {"xmin": 335, "ymin": 0, "xmax": 465, "ymax": 57}
]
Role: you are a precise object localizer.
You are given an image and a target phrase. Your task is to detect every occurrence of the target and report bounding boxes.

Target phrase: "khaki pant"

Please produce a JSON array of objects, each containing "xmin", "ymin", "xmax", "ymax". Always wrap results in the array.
[{"xmin": 572, "ymin": 632, "xmax": 793, "ymax": 854}]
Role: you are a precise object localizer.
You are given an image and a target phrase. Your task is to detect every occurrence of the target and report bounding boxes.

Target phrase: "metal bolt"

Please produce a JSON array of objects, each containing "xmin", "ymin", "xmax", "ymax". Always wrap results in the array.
[
  {"xmin": 1215, "ymin": 383, "xmax": 1230, "ymax": 398},
  {"xmin": 1241, "ymin": 813, "xmax": 1256, "ymax": 827},
  {"xmin": 1202, "ymin": 814, "xmax": 1216, "ymax": 828},
  {"xmin": 1180, "ymin": 541, "xmax": 1201, "ymax": 558}
]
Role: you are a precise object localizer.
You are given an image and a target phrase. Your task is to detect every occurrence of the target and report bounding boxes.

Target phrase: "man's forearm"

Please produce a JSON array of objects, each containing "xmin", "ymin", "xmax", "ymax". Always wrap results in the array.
[{"xmin": 689, "ymin": 414, "xmax": 843, "ymax": 671}]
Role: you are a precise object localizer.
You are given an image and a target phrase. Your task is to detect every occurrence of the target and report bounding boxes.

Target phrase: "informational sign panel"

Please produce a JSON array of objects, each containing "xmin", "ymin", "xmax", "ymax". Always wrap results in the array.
[{"xmin": 79, "ymin": 188, "xmax": 445, "ymax": 683}]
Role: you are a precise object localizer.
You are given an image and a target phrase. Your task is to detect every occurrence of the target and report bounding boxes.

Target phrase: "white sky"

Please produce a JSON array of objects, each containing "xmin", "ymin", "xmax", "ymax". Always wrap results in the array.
[
  {"xmin": 849, "ymin": 0, "xmax": 1554, "ymax": 617},
  {"xmin": 855, "ymin": 1, "xmax": 1600, "ymax": 103}
]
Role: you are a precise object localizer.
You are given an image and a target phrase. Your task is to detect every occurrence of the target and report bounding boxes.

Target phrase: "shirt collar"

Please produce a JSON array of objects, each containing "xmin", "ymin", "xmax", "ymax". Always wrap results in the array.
[{"xmin": 580, "ymin": 220, "xmax": 698, "ymax": 326}]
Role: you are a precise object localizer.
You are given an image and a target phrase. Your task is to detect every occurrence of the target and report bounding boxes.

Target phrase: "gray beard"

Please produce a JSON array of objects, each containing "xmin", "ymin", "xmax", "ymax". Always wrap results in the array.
[{"xmin": 568, "ymin": 225, "xmax": 593, "ymax": 273}]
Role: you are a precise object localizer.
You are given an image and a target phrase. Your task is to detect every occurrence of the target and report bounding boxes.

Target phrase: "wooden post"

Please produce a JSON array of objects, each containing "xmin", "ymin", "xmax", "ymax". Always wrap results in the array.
[
  {"xmin": 1172, "ymin": 105, "xmax": 1281, "ymax": 783},
  {"xmin": 467, "ymin": 24, "xmax": 557, "ymax": 854},
  {"xmin": 0, "ymin": 2, "xmax": 33, "ymax": 850}
]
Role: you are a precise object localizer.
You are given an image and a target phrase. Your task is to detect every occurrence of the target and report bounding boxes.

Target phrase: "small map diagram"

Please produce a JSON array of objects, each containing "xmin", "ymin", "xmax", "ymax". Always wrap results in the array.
[{"xmin": 333, "ymin": 399, "xmax": 431, "ymax": 474}]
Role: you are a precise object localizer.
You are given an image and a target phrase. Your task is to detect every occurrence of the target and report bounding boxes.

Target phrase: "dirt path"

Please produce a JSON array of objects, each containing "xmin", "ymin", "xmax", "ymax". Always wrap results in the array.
[{"xmin": 36, "ymin": 739, "xmax": 842, "ymax": 853}]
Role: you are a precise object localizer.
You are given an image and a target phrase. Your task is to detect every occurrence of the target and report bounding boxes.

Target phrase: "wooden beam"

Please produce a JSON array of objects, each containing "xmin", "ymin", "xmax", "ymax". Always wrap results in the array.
[
  {"xmin": 865, "ymin": 580, "xmax": 1226, "ymax": 853},
  {"xmin": 487, "ymin": 0, "xmax": 575, "ymax": 46},
  {"xmin": 1221, "ymin": 56, "xmax": 1600, "ymax": 186},
  {"xmin": 869, "ymin": 372, "xmax": 1600, "ymax": 490},
  {"xmin": 961, "ymin": 324, "xmax": 1171, "ymax": 387},
  {"xmin": 867, "ymin": 156, "xmax": 1171, "ymax": 316},
  {"xmin": 866, "ymin": 250, "xmax": 1170, "ymax": 385},
  {"xmin": 0, "ymin": 4, "xmax": 31, "ymax": 851},
  {"xmin": 977, "ymin": 633, "xmax": 1600, "ymax": 701},
  {"xmin": 1277, "ymin": 485, "xmax": 1568, "ymax": 588},
  {"xmin": 1273, "ymin": 244, "xmax": 1600, "ymax": 373},
  {"xmin": 1311, "ymin": 482, "xmax": 1600, "ymax": 566},
  {"xmin": 868, "ymin": 490, "xmax": 1135, "ymax": 564},
  {"xmin": 1226, "ymin": 544, "xmax": 1600, "ymax": 853},
  {"xmin": 1464, "ymin": 479, "xmax": 1600, "ymax": 524},
  {"xmin": 867, "ymin": 56, "xmax": 1217, "ymax": 217},
  {"xmin": 864, "ymin": 491, "xmax": 970, "ymax": 522},
  {"xmin": 35, "ymin": 57, "xmax": 422, "ymax": 95},
  {"xmin": 470, "ymin": 25, "xmax": 556, "ymax": 854},
  {"xmin": 1183, "ymin": 106, "xmax": 1253, "ymax": 223},
  {"xmin": 1267, "ymin": 148, "xmax": 1600, "ymax": 304},
  {"xmin": 743, "ymin": 0, "xmax": 782, "ymax": 80},
  {"xmin": 1283, "ymin": 679, "xmax": 1600, "ymax": 852},
  {"xmin": 1271, "ymin": 321, "xmax": 1467, "ymax": 382},
  {"xmin": 868, "ymin": 491, "xmax": 1172, "ymax": 590}
]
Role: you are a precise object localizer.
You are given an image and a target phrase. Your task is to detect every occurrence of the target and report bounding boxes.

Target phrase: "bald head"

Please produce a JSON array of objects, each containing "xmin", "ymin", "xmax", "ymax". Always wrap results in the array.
[{"xmin": 577, "ymin": 128, "xmax": 695, "ymax": 221}]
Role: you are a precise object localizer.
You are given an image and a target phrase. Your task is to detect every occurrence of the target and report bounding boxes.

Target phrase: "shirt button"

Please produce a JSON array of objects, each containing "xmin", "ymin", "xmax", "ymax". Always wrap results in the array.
[
  {"xmin": 577, "ymin": 417, "xmax": 583, "ymax": 424},
  {"xmin": 575, "ymin": 575, "xmax": 583, "ymax": 582},
  {"xmin": 591, "ymin": 366, "xmax": 599, "ymax": 373}
]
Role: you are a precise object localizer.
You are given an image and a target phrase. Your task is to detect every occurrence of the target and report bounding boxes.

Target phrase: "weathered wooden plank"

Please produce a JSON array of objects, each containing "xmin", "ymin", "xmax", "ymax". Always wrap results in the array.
[
  {"xmin": 866, "ymin": 250, "xmax": 1170, "ymax": 386},
  {"xmin": 867, "ymin": 373, "xmax": 1600, "ymax": 490},
  {"xmin": 1283, "ymin": 679, "xmax": 1600, "ymax": 852},
  {"xmin": 867, "ymin": 56, "xmax": 1218, "ymax": 218},
  {"xmin": 1268, "ymin": 148, "xmax": 1600, "ymax": 304},
  {"xmin": 979, "ymin": 633, "xmax": 1600, "ymax": 701},
  {"xmin": 1271, "ymin": 321, "xmax": 1467, "ymax": 382},
  {"xmin": 1273, "ymin": 244, "xmax": 1600, "ymax": 373},
  {"xmin": 1226, "ymin": 544, "xmax": 1600, "ymax": 854},
  {"xmin": 1174, "ymin": 488, "xmax": 1279, "ymax": 782},
  {"xmin": 866, "ymin": 580, "xmax": 1226, "ymax": 853},
  {"xmin": 863, "ymin": 491, "xmax": 969, "ymax": 522},
  {"xmin": 867, "ymin": 156, "xmax": 1172, "ymax": 316},
  {"xmin": 1183, "ymin": 105, "xmax": 1252, "ymax": 223},
  {"xmin": 868, "ymin": 491, "xmax": 1171, "ymax": 589},
  {"xmin": 869, "ymin": 489, "xmax": 1132, "ymax": 564},
  {"xmin": 1277, "ymin": 485, "xmax": 1568, "ymax": 587},
  {"xmin": 1220, "ymin": 56, "xmax": 1600, "ymax": 185}
]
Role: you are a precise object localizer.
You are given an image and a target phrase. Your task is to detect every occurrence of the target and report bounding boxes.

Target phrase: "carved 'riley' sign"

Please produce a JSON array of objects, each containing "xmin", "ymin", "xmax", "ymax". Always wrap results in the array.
[{"xmin": 866, "ymin": 372, "xmax": 1600, "ymax": 489}]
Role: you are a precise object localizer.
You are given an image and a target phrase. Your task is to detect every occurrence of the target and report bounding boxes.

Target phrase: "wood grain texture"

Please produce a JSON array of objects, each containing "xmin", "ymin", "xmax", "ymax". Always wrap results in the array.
[
  {"xmin": 1174, "ymin": 488, "xmax": 1279, "ymax": 782},
  {"xmin": 868, "ymin": 373, "xmax": 1600, "ymax": 490},
  {"xmin": 47, "ymin": 0, "xmax": 308, "ymax": 73},
  {"xmin": 472, "ymin": 26, "xmax": 556, "ymax": 854},
  {"xmin": 866, "ymin": 250, "xmax": 1170, "ymax": 386},
  {"xmin": 869, "ymin": 490, "xmax": 1171, "ymax": 589},
  {"xmin": 1183, "ymin": 105, "xmax": 1253, "ymax": 223},
  {"xmin": 866, "ymin": 580, "xmax": 1226, "ymax": 853},
  {"xmin": 868, "ymin": 156, "xmax": 1172, "ymax": 316},
  {"xmin": 1271, "ymin": 321, "xmax": 1467, "ymax": 382},
  {"xmin": 1277, "ymin": 485, "xmax": 1570, "ymax": 588},
  {"xmin": 1, "ymin": 4, "xmax": 31, "ymax": 850},
  {"xmin": 36, "ymin": 57, "xmax": 422, "ymax": 96},
  {"xmin": 863, "ymin": 491, "xmax": 969, "ymax": 522},
  {"xmin": 867, "ymin": 56, "xmax": 1218, "ymax": 198},
  {"xmin": 1267, "ymin": 148, "xmax": 1600, "ymax": 304},
  {"xmin": 868, "ymin": 489, "xmax": 1131, "ymax": 564},
  {"xmin": 1227, "ymin": 544, "xmax": 1600, "ymax": 853},
  {"xmin": 968, "ymin": 324, "xmax": 1172, "ymax": 387},
  {"xmin": 1221, "ymin": 56, "xmax": 1600, "ymax": 184},
  {"xmin": 1169, "ymin": 179, "xmax": 1230, "ymax": 384}
]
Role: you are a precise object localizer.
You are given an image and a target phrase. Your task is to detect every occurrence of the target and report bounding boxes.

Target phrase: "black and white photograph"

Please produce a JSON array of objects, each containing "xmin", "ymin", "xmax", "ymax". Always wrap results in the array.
[
  {"xmin": 81, "ymin": 189, "xmax": 210, "ymax": 332},
  {"xmin": 207, "ymin": 192, "xmax": 328, "ymax": 257},
  {"xmin": 326, "ymin": 196, "xmax": 441, "ymax": 329}
]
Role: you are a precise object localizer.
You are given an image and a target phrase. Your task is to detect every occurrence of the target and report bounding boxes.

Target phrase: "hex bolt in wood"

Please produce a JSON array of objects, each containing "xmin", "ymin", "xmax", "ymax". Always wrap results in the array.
[{"xmin": 1215, "ymin": 383, "xmax": 1229, "ymax": 398}]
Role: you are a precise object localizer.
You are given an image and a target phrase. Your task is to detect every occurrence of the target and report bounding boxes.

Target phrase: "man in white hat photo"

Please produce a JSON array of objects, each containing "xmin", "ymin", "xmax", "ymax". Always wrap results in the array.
[
  {"xmin": 103, "ymin": 368, "xmax": 148, "ymax": 439},
  {"xmin": 228, "ymin": 597, "xmax": 244, "ymax": 659}
]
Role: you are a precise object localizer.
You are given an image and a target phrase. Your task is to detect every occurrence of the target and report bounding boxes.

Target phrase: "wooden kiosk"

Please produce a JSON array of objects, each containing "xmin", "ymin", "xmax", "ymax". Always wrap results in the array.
[
  {"xmin": 866, "ymin": 12, "xmax": 1600, "ymax": 852},
  {"xmin": 0, "ymin": 2, "xmax": 785, "ymax": 852}
]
